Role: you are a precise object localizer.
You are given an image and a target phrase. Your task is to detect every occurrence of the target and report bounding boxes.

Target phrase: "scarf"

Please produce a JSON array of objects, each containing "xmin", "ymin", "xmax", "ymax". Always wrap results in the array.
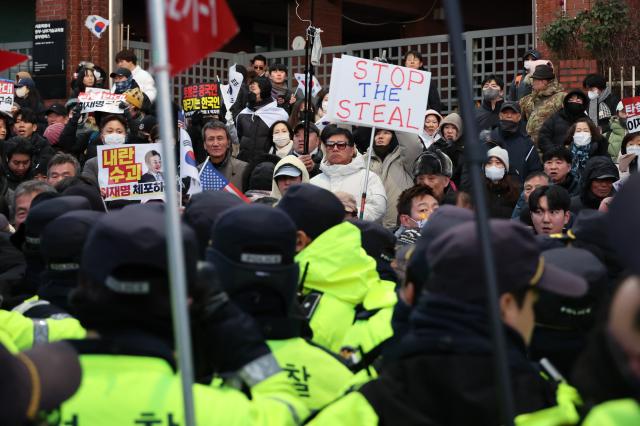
[
  {"xmin": 570, "ymin": 142, "xmax": 591, "ymax": 177},
  {"xmin": 588, "ymin": 86, "xmax": 611, "ymax": 124}
]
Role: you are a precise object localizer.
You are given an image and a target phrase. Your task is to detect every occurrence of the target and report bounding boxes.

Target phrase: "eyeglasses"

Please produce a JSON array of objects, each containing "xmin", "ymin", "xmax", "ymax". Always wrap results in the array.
[
  {"xmin": 253, "ymin": 65, "xmax": 264, "ymax": 70},
  {"xmin": 325, "ymin": 141, "xmax": 349, "ymax": 150}
]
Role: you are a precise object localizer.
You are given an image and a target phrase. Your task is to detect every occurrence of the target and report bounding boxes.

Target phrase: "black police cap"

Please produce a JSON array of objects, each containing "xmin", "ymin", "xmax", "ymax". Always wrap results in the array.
[
  {"xmin": 41, "ymin": 210, "xmax": 104, "ymax": 268},
  {"xmin": 277, "ymin": 184, "xmax": 344, "ymax": 239},
  {"xmin": 24, "ymin": 196, "xmax": 91, "ymax": 244}
]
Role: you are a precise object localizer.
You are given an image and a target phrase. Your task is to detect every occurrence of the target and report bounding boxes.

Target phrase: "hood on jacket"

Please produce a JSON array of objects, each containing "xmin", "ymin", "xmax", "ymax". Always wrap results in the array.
[
  {"xmin": 523, "ymin": 49, "xmax": 542, "ymax": 61},
  {"xmin": 563, "ymin": 89, "xmax": 589, "ymax": 118},
  {"xmin": 320, "ymin": 152, "xmax": 366, "ymax": 178},
  {"xmin": 438, "ymin": 113, "xmax": 463, "ymax": 139},
  {"xmin": 270, "ymin": 155, "xmax": 310, "ymax": 199},
  {"xmin": 295, "ymin": 221, "xmax": 380, "ymax": 305},
  {"xmin": 425, "ymin": 109, "xmax": 443, "ymax": 123},
  {"xmin": 579, "ymin": 156, "xmax": 619, "ymax": 206},
  {"xmin": 242, "ymin": 153, "xmax": 281, "ymax": 191}
]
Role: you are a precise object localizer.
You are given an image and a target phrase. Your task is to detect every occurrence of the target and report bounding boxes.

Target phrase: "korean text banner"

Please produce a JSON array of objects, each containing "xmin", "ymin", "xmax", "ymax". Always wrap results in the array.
[
  {"xmin": 79, "ymin": 87, "xmax": 126, "ymax": 114},
  {"xmin": 622, "ymin": 96, "xmax": 640, "ymax": 134},
  {"xmin": 0, "ymin": 79, "xmax": 14, "ymax": 113},
  {"xmin": 182, "ymin": 83, "xmax": 221, "ymax": 117},
  {"xmin": 326, "ymin": 55, "xmax": 430, "ymax": 134},
  {"xmin": 97, "ymin": 143, "xmax": 165, "ymax": 201}
]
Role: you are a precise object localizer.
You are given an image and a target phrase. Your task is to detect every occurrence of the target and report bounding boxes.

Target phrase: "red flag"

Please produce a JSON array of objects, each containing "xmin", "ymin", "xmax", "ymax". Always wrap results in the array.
[
  {"xmin": 0, "ymin": 50, "xmax": 29, "ymax": 72},
  {"xmin": 165, "ymin": 0, "xmax": 239, "ymax": 77}
]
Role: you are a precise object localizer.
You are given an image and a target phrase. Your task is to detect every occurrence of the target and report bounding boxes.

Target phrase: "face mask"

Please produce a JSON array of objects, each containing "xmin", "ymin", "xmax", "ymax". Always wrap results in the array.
[
  {"xmin": 410, "ymin": 216, "xmax": 427, "ymax": 229},
  {"xmin": 15, "ymin": 86, "xmax": 28, "ymax": 98},
  {"xmin": 565, "ymin": 102, "xmax": 585, "ymax": 117},
  {"xmin": 322, "ymin": 101, "xmax": 329, "ymax": 111},
  {"xmin": 524, "ymin": 60, "xmax": 534, "ymax": 72},
  {"xmin": 114, "ymin": 78, "xmax": 132, "ymax": 93},
  {"xmin": 620, "ymin": 117, "xmax": 627, "ymax": 126},
  {"xmin": 482, "ymin": 88, "xmax": 501, "ymax": 101},
  {"xmin": 247, "ymin": 92, "xmax": 258, "ymax": 107},
  {"xmin": 587, "ymin": 90, "xmax": 599, "ymax": 100},
  {"xmin": 626, "ymin": 146, "xmax": 640, "ymax": 156},
  {"xmin": 499, "ymin": 119, "xmax": 519, "ymax": 134},
  {"xmin": 104, "ymin": 133, "xmax": 125, "ymax": 145},
  {"xmin": 272, "ymin": 133, "xmax": 290, "ymax": 147},
  {"xmin": 485, "ymin": 165, "xmax": 505, "ymax": 182},
  {"xmin": 573, "ymin": 132, "xmax": 592, "ymax": 147}
]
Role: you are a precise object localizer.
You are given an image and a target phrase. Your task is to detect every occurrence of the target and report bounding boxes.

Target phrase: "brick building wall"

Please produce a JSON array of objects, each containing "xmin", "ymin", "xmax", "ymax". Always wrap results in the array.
[{"xmin": 35, "ymin": 0, "xmax": 110, "ymax": 100}]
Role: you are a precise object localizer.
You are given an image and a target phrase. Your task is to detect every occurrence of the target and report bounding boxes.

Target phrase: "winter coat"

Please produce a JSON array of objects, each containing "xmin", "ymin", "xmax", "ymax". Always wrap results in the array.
[
  {"xmin": 606, "ymin": 116, "xmax": 626, "ymax": 161},
  {"xmin": 557, "ymin": 171, "xmax": 581, "ymax": 197},
  {"xmin": 490, "ymin": 125, "xmax": 543, "ymax": 183},
  {"xmin": 368, "ymin": 132, "xmax": 423, "ymax": 228},
  {"xmin": 197, "ymin": 152, "xmax": 248, "ymax": 192},
  {"xmin": 354, "ymin": 295, "xmax": 558, "ymax": 425},
  {"xmin": 538, "ymin": 90, "xmax": 591, "ymax": 155},
  {"xmin": 520, "ymin": 80, "xmax": 566, "ymax": 144},
  {"xmin": 484, "ymin": 175, "xmax": 522, "ymax": 218},
  {"xmin": 432, "ymin": 113, "xmax": 464, "ymax": 186},
  {"xmin": 475, "ymin": 99, "xmax": 503, "ymax": 131},
  {"xmin": 290, "ymin": 148, "xmax": 323, "ymax": 178},
  {"xmin": 236, "ymin": 100, "xmax": 289, "ymax": 163},
  {"xmin": 296, "ymin": 221, "xmax": 396, "ymax": 356},
  {"xmin": 311, "ymin": 153, "xmax": 387, "ymax": 222},
  {"xmin": 570, "ymin": 156, "xmax": 619, "ymax": 214},
  {"xmin": 270, "ymin": 155, "xmax": 310, "ymax": 199}
]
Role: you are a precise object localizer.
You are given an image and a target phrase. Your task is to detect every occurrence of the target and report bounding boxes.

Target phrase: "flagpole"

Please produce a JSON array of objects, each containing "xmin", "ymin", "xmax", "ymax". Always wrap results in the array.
[
  {"xmin": 147, "ymin": 1, "xmax": 196, "ymax": 425},
  {"xmin": 359, "ymin": 126, "xmax": 375, "ymax": 220}
]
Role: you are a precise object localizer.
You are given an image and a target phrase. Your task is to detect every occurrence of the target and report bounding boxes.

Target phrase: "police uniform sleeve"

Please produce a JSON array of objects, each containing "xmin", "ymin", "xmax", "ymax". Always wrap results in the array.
[{"xmin": 306, "ymin": 391, "xmax": 379, "ymax": 425}]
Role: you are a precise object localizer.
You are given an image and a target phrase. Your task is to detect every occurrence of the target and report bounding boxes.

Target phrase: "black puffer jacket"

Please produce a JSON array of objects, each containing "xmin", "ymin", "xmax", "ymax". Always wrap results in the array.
[
  {"xmin": 570, "ymin": 156, "xmax": 619, "ymax": 213},
  {"xmin": 538, "ymin": 90, "xmax": 590, "ymax": 155}
]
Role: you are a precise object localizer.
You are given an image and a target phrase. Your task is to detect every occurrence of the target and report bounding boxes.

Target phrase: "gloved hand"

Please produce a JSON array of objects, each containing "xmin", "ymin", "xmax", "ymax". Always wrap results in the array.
[
  {"xmin": 191, "ymin": 262, "xmax": 271, "ymax": 377},
  {"xmin": 72, "ymin": 103, "xmax": 83, "ymax": 123}
]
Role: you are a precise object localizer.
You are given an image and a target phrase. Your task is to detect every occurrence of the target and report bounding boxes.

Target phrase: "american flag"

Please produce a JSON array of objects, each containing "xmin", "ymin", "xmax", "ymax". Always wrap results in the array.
[{"xmin": 199, "ymin": 159, "xmax": 250, "ymax": 202}]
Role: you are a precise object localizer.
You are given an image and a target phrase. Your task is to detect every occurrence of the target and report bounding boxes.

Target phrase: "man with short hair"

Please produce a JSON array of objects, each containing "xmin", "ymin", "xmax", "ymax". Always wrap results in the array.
[
  {"xmin": 291, "ymin": 122, "xmax": 323, "ymax": 177},
  {"xmin": 251, "ymin": 54, "xmax": 268, "ymax": 77},
  {"xmin": 309, "ymin": 220, "xmax": 587, "ymax": 425},
  {"xmin": 475, "ymin": 75, "xmax": 505, "ymax": 131},
  {"xmin": 529, "ymin": 185, "xmax": 571, "ymax": 235},
  {"xmin": 310, "ymin": 125, "xmax": 387, "ymax": 221},
  {"xmin": 403, "ymin": 50, "xmax": 441, "ymax": 112},
  {"xmin": 269, "ymin": 63, "xmax": 295, "ymax": 114},
  {"xmin": 511, "ymin": 171, "xmax": 550, "ymax": 222},
  {"xmin": 413, "ymin": 150, "xmax": 455, "ymax": 202},
  {"xmin": 46, "ymin": 153, "xmax": 80, "ymax": 186},
  {"xmin": 45, "ymin": 104, "xmax": 68, "ymax": 126},
  {"xmin": 11, "ymin": 109, "xmax": 54, "ymax": 172},
  {"xmin": 11, "ymin": 180, "xmax": 55, "ymax": 228},
  {"xmin": 4, "ymin": 139, "xmax": 34, "ymax": 190},
  {"xmin": 114, "ymin": 48, "xmax": 156, "ymax": 102},
  {"xmin": 199, "ymin": 120, "xmax": 247, "ymax": 192},
  {"xmin": 543, "ymin": 146, "xmax": 580, "ymax": 196},
  {"xmin": 519, "ymin": 64, "xmax": 566, "ymax": 144},
  {"xmin": 490, "ymin": 102, "xmax": 542, "ymax": 183},
  {"xmin": 394, "ymin": 185, "xmax": 439, "ymax": 239}
]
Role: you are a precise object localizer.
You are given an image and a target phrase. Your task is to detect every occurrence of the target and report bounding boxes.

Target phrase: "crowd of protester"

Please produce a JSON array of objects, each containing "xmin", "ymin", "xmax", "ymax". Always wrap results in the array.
[{"xmin": 1, "ymin": 46, "xmax": 639, "ymax": 425}]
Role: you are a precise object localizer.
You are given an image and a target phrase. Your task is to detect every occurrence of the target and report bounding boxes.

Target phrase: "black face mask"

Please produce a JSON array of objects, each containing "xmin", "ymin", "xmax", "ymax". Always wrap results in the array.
[
  {"xmin": 247, "ymin": 92, "xmax": 258, "ymax": 107},
  {"xmin": 499, "ymin": 119, "xmax": 520, "ymax": 134},
  {"xmin": 565, "ymin": 102, "xmax": 585, "ymax": 117}
]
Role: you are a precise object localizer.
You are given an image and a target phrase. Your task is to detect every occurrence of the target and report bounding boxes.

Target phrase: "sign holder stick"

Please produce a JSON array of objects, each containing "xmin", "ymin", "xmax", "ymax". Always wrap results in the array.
[
  {"xmin": 147, "ymin": 1, "xmax": 196, "ymax": 425},
  {"xmin": 443, "ymin": 0, "xmax": 515, "ymax": 424},
  {"xmin": 359, "ymin": 126, "xmax": 376, "ymax": 220}
]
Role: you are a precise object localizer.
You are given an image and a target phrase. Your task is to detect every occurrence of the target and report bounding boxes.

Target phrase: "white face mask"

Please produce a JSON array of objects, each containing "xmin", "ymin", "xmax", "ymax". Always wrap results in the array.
[
  {"xmin": 322, "ymin": 101, "xmax": 329, "ymax": 111},
  {"xmin": 15, "ymin": 86, "xmax": 28, "ymax": 98},
  {"xmin": 524, "ymin": 60, "xmax": 534, "ymax": 72},
  {"xmin": 587, "ymin": 90, "xmax": 599, "ymax": 100},
  {"xmin": 627, "ymin": 146, "xmax": 640, "ymax": 156},
  {"xmin": 104, "ymin": 132, "xmax": 126, "ymax": 145},
  {"xmin": 409, "ymin": 216, "xmax": 427, "ymax": 230},
  {"xmin": 573, "ymin": 132, "xmax": 592, "ymax": 147},
  {"xmin": 485, "ymin": 165, "xmax": 505, "ymax": 182},
  {"xmin": 273, "ymin": 133, "xmax": 290, "ymax": 148}
]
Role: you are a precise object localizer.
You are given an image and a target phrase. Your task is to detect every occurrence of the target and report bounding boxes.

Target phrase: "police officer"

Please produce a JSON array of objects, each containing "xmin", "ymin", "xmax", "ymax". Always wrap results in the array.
[
  {"xmin": 206, "ymin": 204, "xmax": 355, "ymax": 412},
  {"xmin": 277, "ymin": 184, "xmax": 397, "ymax": 367},
  {"xmin": 56, "ymin": 204, "xmax": 309, "ymax": 425}
]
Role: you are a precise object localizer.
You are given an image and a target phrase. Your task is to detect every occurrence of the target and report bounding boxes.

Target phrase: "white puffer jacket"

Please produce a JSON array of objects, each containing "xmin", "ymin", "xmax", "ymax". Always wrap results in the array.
[{"xmin": 311, "ymin": 153, "xmax": 387, "ymax": 221}]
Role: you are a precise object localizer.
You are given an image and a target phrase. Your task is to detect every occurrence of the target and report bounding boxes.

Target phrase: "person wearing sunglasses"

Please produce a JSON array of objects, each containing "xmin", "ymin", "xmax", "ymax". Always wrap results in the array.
[
  {"xmin": 310, "ymin": 125, "xmax": 387, "ymax": 221},
  {"xmin": 250, "ymin": 54, "xmax": 267, "ymax": 77}
]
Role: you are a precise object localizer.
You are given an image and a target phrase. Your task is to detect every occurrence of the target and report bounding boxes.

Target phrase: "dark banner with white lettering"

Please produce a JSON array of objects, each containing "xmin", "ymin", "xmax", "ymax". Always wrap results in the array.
[{"xmin": 33, "ymin": 20, "xmax": 67, "ymax": 99}]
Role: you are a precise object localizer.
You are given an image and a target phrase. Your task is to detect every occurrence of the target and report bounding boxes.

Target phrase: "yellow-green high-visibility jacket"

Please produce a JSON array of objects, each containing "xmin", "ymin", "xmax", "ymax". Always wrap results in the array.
[
  {"xmin": 296, "ymin": 222, "xmax": 397, "ymax": 358},
  {"xmin": 56, "ymin": 351, "xmax": 309, "ymax": 425},
  {"xmin": 0, "ymin": 308, "xmax": 86, "ymax": 352},
  {"xmin": 267, "ymin": 337, "xmax": 354, "ymax": 413},
  {"xmin": 582, "ymin": 398, "xmax": 640, "ymax": 425},
  {"xmin": 515, "ymin": 382, "xmax": 582, "ymax": 425}
]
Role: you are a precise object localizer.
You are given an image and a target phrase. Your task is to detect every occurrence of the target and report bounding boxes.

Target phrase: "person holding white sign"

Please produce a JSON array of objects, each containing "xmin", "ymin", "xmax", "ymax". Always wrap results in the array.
[{"xmin": 310, "ymin": 126, "xmax": 386, "ymax": 221}]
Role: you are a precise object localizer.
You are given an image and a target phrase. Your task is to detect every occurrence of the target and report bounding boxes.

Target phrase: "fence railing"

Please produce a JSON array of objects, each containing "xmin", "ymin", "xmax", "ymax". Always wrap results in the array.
[
  {"xmin": 608, "ymin": 66, "xmax": 638, "ymax": 98},
  {"xmin": 3, "ymin": 26, "xmax": 533, "ymax": 112}
]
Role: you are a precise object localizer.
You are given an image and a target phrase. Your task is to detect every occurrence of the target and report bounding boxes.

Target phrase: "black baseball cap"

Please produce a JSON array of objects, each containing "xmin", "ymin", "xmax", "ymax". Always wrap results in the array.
[
  {"xmin": 41, "ymin": 210, "xmax": 104, "ymax": 269},
  {"xmin": 500, "ymin": 101, "xmax": 521, "ymax": 114},
  {"xmin": 45, "ymin": 103, "xmax": 66, "ymax": 116},
  {"xmin": 294, "ymin": 121, "xmax": 320, "ymax": 136},
  {"xmin": 0, "ymin": 341, "xmax": 81, "ymax": 425},
  {"xmin": 277, "ymin": 184, "xmax": 344, "ymax": 239},
  {"xmin": 109, "ymin": 67, "xmax": 132, "ymax": 78},
  {"xmin": 22, "ymin": 196, "xmax": 91, "ymax": 248},
  {"xmin": 82, "ymin": 204, "xmax": 198, "ymax": 294},
  {"xmin": 138, "ymin": 115, "xmax": 157, "ymax": 133},
  {"xmin": 426, "ymin": 220, "xmax": 587, "ymax": 304}
]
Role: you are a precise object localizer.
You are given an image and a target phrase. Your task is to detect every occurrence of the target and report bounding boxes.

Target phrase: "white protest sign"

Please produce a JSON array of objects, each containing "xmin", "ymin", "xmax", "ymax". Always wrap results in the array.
[
  {"xmin": 0, "ymin": 79, "xmax": 14, "ymax": 113},
  {"xmin": 294, "ymin": 73, "xmax": 322, "ymax": 97},
  {"xmin": 326, "ymin": 55, "xmax": 430, "ymax": 134},
  {"xmin": 97, "ymin": 143, "xmax": 165, "ymax": 201},
  {"xmin": 623, "ymin": 96, "xmax": 640, "ymax": 134},
  {"xmin": 78, "ymin": 87, "xmax": 126, "ymax": 114}
]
